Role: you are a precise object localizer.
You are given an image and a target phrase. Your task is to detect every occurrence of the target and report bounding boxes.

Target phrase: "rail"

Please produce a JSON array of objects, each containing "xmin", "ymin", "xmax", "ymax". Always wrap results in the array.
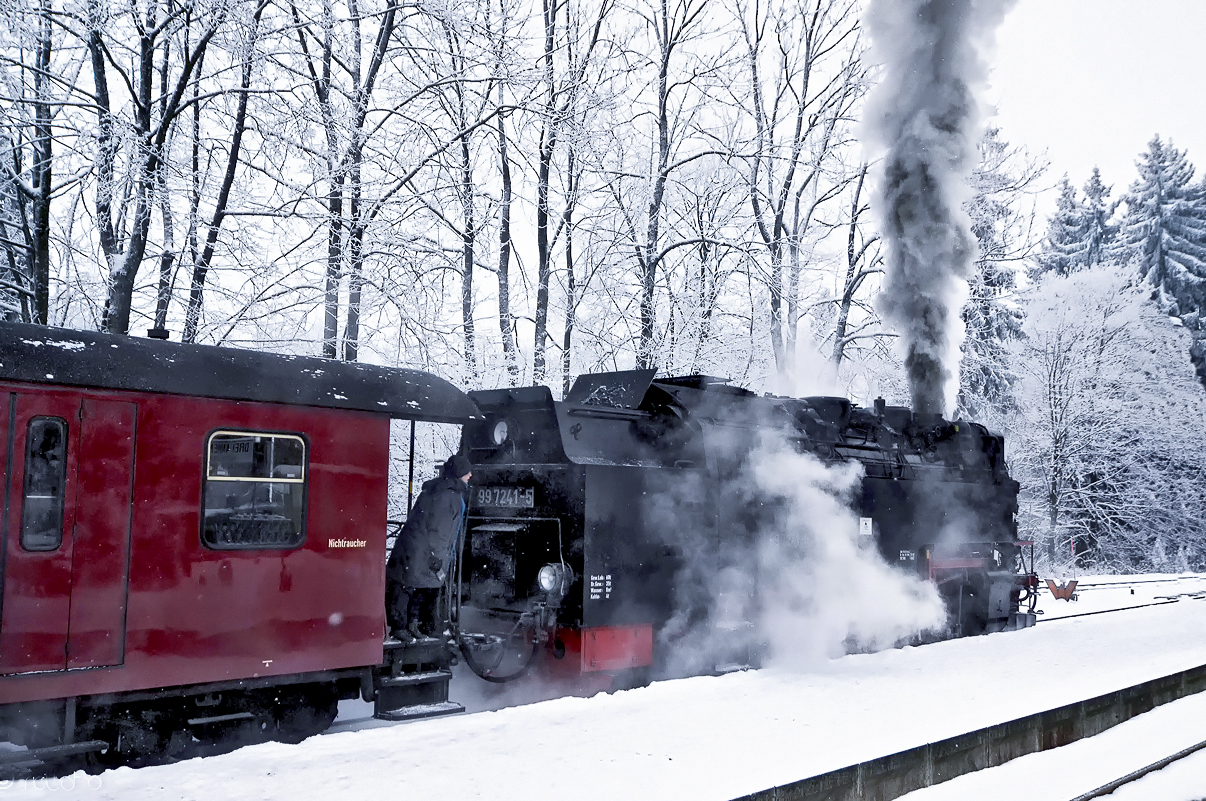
[
  {"xmin": 1036, "ymin": 598, "xmax": 1181, "ymax": 622},
  {"xmin": 1069, "ymin": 737, "xmax": 1206, "ymax": 801}
]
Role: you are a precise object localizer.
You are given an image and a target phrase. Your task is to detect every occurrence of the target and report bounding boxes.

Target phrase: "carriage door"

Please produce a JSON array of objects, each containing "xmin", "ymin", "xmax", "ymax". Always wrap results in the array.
[{"xmin": 0, "ymin": 393, "xmax": 136, "ymax": 674}]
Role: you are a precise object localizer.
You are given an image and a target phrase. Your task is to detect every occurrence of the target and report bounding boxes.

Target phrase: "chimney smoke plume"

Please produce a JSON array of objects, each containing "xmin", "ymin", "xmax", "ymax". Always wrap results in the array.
[{"xmin": 863, "ymin": 0, "xmax": 1015, "ymax": 415}]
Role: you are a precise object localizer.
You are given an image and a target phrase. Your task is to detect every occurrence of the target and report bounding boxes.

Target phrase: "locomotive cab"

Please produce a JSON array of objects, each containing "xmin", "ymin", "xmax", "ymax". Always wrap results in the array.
[{"xmin": 459, "ymin": 371, "xmax": 712, "ymax": 684}]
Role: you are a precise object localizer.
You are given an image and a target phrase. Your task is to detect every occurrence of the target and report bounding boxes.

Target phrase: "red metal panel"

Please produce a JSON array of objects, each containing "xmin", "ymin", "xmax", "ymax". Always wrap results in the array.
[
  {"xmin": 0, "ymin": 385, "xmax": 391, "ymax": 705},
  {"xmin": 115, "ymin": 395, "xmax": 390, "ymax": 689},
  {"xmin": 580, "ymin": 624, "xmax": 653, "ymax": 672},
  {"xmin": 0, "ymin": 394, "xmax": 7, "ymax": 635},
  {"xmin": 930, "ymin": 558, "xmax": 989, "ymax": 573},
  {"xmin": 67, "ymin": 398, "xmax": 136, "ymax": 668},
  {"xmin": 0, "ymin": 392, "xmax": 80, "ymax": 674}
]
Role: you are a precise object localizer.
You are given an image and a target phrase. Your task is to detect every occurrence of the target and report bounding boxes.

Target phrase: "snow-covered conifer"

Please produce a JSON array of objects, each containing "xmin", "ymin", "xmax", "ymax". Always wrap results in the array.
[
  {"xmin": 1119, "ymin": 136, "xmax": 1206, "ymax": 315},
  {"xmin": 1081, "ymin": 167, "xmax": 1118, "ymax": 268},
  {"xmin": 1036, "ymin": 177, "xmax": 1088, "ymax": 277},
  {"xmin": 956, "ymin": 129, "xmax": 1042, "ymax": 420},
  {"xmin": 1035, "ymin": 168, "xmax": 1117, "ymax": 280}
]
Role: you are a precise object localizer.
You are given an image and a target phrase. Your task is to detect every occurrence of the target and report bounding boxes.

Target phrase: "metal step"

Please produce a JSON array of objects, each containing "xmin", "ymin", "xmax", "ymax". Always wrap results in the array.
[
  {"xmin": 382, "ymin": 637, "xmax": 452, "ymax": 662},
  {"xmin": 0, "ymin": 739, "xmax": 109, "ymax": 768},
  {"xmin": 376, "ymin": 669, "xmax": 453, "ymax": 688},
  {"xmin": 374, "ymin": 701, "xmax": 465, "ymax": 722}
]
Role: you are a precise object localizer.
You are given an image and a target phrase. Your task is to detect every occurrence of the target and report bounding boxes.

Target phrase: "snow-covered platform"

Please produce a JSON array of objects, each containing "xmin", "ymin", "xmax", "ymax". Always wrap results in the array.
[
  {"xmin": 9, "ymin": 577, "xmax": 1206, "ymax": 801},
  {"xmin": 899, "ymin": 688, "xmax": 1206, "ymax": 801}
]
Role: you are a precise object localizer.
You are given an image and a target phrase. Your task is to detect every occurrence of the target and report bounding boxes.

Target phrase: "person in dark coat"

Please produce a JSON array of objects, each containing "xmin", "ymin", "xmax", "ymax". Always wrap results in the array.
[{"xmin": 386, "ymin": 453, "xmax": 473, "ymax": 641}]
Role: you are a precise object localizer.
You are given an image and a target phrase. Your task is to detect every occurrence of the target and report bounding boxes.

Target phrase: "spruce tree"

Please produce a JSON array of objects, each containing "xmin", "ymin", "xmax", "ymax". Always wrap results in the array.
[
  {"xmin": 1034, "ymin": 168, "xmax": 1117, "ymax": 279},
  {"xmin": 1120, "ymin": 136, "xmax": 1206, "ymax": 316},
  {"xmin": 1036, "ymin": 177, "xmax": 1086, "ymax": 277},
  {"xmin": 1081, "ymin": 167, "xmax": 1117, "ymax": 268},
  {"xmin": 957, "ymin": 129, "xmax": 1040, "ymax": 419}
]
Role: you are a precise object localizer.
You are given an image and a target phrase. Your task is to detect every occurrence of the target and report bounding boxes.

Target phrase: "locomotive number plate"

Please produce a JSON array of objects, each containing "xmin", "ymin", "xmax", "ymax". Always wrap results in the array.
[{"xmin": 476, "ymin": 486, "xmax": 535, "ymax": 508}]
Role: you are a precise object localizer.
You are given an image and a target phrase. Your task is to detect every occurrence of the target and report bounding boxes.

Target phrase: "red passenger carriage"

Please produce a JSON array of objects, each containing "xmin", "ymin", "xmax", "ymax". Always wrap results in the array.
[{"xmin": 0, "ymin": 322, "xmax": 477, "ymax": 767}]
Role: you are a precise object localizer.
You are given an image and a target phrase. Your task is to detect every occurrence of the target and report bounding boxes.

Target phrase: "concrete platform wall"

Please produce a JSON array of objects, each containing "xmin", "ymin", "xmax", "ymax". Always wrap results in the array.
[{"xmin": 736, "ymin": 663, "xmax": 1206, "ymax": 801}]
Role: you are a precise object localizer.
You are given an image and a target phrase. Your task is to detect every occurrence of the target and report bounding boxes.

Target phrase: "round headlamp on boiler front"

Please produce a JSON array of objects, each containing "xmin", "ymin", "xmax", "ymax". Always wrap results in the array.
[
  {"xmin": 537, "ymin": 563, "xmax": 573, "ymax": 596},
  {"xmin": 491, "ymin": 419, "xmax": 510, "ymax": 445}
]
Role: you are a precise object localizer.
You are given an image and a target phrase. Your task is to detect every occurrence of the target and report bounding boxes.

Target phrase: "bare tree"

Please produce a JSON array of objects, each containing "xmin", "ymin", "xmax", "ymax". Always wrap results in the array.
[
  {"xmin": 491, "ymin": 12, "xmax": 520, "ymax": 383},
  {"xmin": 737, "ymin": 0, "xmax": 862, "ymax": 377},
  {"xmin": 21, "ymin": 0, "xmax": 51, "ymax": 322},
  {"xmin": 601, "ymin": 0, "xmax": 730, "ymax": 369},
  {"xmin": 829, "ymin": 162, "xmax": 883, "ymax": 367},
  {"xmin": 0, "ymin": 0, "xmax": 87, "ymax": 323},
  {"xmin": 1010, "ymin": 265, "xmax": 1206, "ymax": 570},
  {"xmin": 181, "ymin": 0, "xmax": 269, "ymax": 343},
  {"xmin": 560, "ymin": 144, "xmax": 617, "ymax": 394},
  {"xmin": 81, "ymin": 0, "xmax": 238, "ymax": 334},
  {"xmin": 529, "ymin": 0, "xmax": 613, "ymax": 382},
  {"xmin": 282, "ymin": 0, "xmax": 399, "ymax": 358}
]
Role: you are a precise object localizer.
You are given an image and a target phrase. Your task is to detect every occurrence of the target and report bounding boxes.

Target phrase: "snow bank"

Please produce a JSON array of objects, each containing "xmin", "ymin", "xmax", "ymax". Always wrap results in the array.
[
  {"xmin": 7, "ymin": 581, "xmax": 1206, "ymax": 801},
  {"xmin": 901, "ymin": 687, "xmax": 1206, "ymax": 801}
]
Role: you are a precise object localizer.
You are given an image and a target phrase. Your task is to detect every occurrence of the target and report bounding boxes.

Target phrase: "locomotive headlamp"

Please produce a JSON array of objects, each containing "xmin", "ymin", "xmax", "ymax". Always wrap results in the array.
[
  {"xmin": 491, "ymin": 419, "xmax": 510, "ymax": 445},
  {"xmin": 538, "ymin": 563, "xmax": 572, "ymax": 596}
]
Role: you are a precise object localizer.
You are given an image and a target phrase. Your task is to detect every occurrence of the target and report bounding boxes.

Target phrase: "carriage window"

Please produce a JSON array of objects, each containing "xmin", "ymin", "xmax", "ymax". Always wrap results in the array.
[
  {"xmin": 21, "ymin": 417, "xmax": 68, "ymax": 551},
  {"xmin": 202, "ymin": 431, "xmax": 307, "ymax": 550}
]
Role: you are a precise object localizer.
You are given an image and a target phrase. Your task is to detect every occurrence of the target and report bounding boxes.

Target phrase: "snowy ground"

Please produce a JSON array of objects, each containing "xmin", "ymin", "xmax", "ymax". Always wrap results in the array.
[
  {"xmin": 5, "ymin": 573, "xmax": 1205, "ymax": 800},
  {"xmin": 1036, "ymin": 572, "xmax": 1206, "ymax": 621},
  {"xmin": 898, "ymin": 572, "xmax": 1206, "ymax": 801}
]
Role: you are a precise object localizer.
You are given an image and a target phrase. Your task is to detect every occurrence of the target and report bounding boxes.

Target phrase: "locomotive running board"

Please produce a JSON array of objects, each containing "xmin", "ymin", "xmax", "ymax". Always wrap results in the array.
[{"xmin": 374, "ymin": 701, "xmax": 465, "ymax": 722}]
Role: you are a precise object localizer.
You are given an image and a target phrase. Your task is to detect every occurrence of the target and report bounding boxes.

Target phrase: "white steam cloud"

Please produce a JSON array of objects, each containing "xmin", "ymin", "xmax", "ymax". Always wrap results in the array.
[
  {"xmin": 658, "ymin": 435, "xmax": 947, "ymax": 675},
  {"xmin": 746, "ymin": 445, "xmax": 946, "ymax": 668},
  {"xmin": 863, "ymin": 0, "xmax": 1016, "ymax": 416}
]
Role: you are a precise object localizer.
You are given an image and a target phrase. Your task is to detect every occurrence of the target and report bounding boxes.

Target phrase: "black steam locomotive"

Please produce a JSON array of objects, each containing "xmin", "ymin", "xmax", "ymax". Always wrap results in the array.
[{"xmin": 453, "ymin": 369, "xmax": 1037, "ymax": 684}]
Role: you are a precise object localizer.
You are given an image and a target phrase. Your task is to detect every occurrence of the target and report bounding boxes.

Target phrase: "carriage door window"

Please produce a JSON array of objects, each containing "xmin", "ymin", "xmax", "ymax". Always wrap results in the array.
[
  {"xmin": 21, "ymin": 417, "xmax": 68, "ymax": 551},
  {"xmin": 203, "ymin": 432, "xmax": 307, "ymax": 549}
]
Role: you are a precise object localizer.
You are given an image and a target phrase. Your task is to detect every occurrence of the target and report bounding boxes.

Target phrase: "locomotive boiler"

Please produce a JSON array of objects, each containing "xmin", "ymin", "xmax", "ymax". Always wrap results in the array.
[{"xmin": 455, "ymin": 369, "xmax": 1037, "ymax": 684}]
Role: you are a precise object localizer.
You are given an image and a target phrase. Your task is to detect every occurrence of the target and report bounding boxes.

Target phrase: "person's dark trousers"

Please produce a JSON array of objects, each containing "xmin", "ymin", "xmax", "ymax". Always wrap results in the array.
[
  {"xmin": 386, "ymin": 583, "xmax": 410, "ymax": 634},
  {"xmin": 406, "ymin": 587, "xmax": 441, "ymax": 636}
]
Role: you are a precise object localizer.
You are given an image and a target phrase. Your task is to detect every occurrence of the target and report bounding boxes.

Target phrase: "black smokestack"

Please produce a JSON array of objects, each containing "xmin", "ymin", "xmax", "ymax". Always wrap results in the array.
[{"xmin": 863, "ymin": 0, "xmax": 1015, "ymax": 416}]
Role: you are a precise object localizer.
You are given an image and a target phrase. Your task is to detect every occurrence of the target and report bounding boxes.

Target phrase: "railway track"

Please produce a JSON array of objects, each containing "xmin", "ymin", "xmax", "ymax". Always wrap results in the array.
[
  {"xmin": 1069, "ymin": 737, "xmax": 1206, "ymax": 800},
  {"xmin": 1035, "ymin": 597, "xmax": 1189, "ymax": 622},
  {"xmin": 1035, "ymin": 576, "xmax": 1206, "ymax": 623}
]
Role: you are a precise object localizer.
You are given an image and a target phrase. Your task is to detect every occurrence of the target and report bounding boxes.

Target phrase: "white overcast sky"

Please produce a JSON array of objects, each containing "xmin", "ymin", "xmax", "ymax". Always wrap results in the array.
[{"xmin": 988, "ymin": 0, "xmax": 1206, "ymax": 208}]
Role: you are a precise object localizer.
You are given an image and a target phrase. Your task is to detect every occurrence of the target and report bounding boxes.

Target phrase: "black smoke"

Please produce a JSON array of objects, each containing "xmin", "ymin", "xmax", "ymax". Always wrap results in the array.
[{"xmin": 864, "ymin": 0, "xmax": 1016, "ymax": 415}]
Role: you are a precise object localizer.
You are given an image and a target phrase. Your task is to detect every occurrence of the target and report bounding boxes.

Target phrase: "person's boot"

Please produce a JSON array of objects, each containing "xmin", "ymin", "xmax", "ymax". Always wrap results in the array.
[{"xmin": 407, "ymin": 620, "xmax": 425, "ymax": 640}]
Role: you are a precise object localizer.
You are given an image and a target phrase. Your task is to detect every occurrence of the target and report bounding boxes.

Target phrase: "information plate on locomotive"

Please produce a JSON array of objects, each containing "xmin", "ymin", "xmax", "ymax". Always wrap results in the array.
[{"xmin": 476, "ymin": 486, "xmax": 535, "ymax": 508}]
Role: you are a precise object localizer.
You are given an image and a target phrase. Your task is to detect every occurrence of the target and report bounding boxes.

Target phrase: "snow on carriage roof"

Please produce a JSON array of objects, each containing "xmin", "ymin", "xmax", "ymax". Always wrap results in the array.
[{"xmin": 0, "ymin": 322, "xmax": 479, "ymax": 424}]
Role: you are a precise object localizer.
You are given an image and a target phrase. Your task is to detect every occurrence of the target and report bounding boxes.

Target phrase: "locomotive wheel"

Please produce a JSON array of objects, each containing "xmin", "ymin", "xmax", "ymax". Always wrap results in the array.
[
  {"xmin": 274, "ymin": 688, "xmax": 338, "ymax": 744},
  {"xmin": 458, "ymin": 630, "xmax": 539, "ymax": 683}
]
